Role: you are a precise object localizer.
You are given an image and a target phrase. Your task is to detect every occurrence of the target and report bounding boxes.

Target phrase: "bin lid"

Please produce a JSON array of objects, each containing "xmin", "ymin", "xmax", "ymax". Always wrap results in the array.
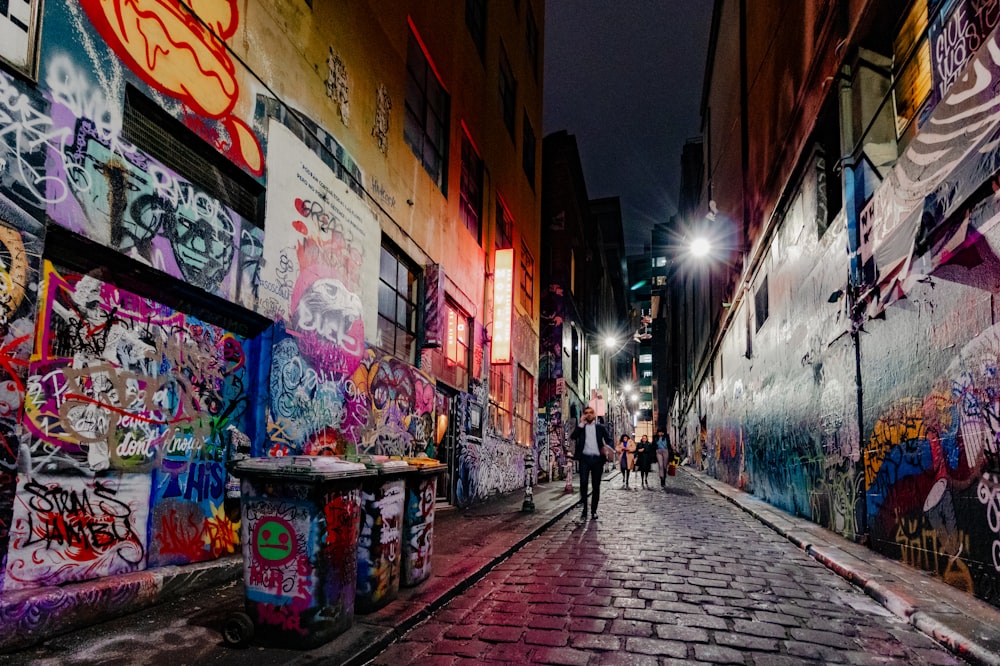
[
  {"xmin": 355, "ymin": 455, "xmax": 414, "ymax": 476},
  {"xmin": 402, "ymin": 456, "xmax": 447, "ymax": 474},
  {"xmin": 233, "ymin": 455, "xmax": 375, "ymax": 481}
]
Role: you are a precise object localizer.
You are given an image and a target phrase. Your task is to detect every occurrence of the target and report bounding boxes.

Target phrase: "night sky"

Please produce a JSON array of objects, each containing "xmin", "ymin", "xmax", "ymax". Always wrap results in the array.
[{"xmin": 543, "ymin": 1, "xmax": 714, "ymax": 255}]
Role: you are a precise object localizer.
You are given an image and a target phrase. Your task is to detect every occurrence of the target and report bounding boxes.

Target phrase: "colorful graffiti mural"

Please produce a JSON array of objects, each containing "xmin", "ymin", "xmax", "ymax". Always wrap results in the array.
[
  {"xmin": 240, "ymin": 480, "xmax": 361, "ymax": 645},
  {"xmin": 355, "ymin": 477, "xmax": 403, "ymax": 612}
]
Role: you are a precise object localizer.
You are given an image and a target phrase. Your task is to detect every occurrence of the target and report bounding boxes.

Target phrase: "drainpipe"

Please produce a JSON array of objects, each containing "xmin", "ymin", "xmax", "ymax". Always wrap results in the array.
[{"xmin": 839, "ymin": 64, "xmax": 868, "ymax": 543}]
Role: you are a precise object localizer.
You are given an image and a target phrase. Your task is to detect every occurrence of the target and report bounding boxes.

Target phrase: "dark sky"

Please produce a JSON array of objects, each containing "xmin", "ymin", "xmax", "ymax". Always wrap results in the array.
[{"xmin": 543, "ymin": 1, "xmax": 715, "ymax": 255}]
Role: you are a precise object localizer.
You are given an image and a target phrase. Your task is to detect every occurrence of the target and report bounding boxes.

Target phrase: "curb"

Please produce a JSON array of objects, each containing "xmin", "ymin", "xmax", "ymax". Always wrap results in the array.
[
  {"xmin": 685, "ymin": 468, "xmax": 1000, "ymax": 666},
  {"xmin": 0, "ymin": 555, "xmax": 242, "ymax": 653}
]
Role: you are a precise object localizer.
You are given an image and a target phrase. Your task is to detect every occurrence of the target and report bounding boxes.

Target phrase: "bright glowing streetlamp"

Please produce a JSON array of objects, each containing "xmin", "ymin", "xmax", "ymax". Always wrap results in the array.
[{"xmin": 689, "ymin": 236, "xmax": 711, "ymax": 258}]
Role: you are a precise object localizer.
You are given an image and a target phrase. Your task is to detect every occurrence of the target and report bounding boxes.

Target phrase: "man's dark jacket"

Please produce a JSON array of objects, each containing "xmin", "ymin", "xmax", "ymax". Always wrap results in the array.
[{"xmin": 569, "ymin": 420, "xmax": 613, "ymax": 459}]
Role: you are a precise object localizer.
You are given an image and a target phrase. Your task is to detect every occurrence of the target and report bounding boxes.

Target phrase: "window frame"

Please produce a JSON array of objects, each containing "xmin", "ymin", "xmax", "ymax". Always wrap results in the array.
[
  {"xmin": 522, "ymin": 109, "xmax": 536, "ymax": 185},
  {"xmin": 465, "ymin": 0, "xmax": 487, "ymax": 60},
  {"xmin": 495, "ymin": 196, "xmax": 513, "ymax": 249},
  {"xmin": 519, "ymin": 240, "xmax": 534, "ymax": 314},
  {"xmin": 378, "ymin": 238, "xmax": 421, "ymax": 364},
  {"xmin": 404, "ymin": 26, "xmax": 450, "ymax": 192},
  {"xmin": 514, "ymin": 365, "xmax": 534, "ymax": 447},
  {"xmin": 459, "ymin": 129, "xmax": 484, "ymax": 243},
  {"xmin": 498, "ymin": 45, "xmax": 517, "ymax": 139},
  {"xmin": 489, "ymin": 362, "xmax": 513, "ymax": 438},
  {"xmin": 445, "ymin": 300, "xmax": 470, "ymax": 371}
]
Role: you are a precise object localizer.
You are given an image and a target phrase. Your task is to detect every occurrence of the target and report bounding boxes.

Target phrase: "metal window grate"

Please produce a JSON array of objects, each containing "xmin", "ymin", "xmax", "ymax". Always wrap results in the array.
[{"xmin": 122, "ymin": 85, "xmax": 263, "ymax": 225}]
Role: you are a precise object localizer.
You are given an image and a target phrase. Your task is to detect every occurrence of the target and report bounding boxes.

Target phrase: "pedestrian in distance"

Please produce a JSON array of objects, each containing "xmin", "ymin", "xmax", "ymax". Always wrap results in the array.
[
  {"xmin": 636, "ymin": 434, "xmax": 653, "ymax": 488},
  {"xmin": 570, "ymin": 406, "xmax": 614, "ymax": 520},
  {"xmin": 617, "ymin": 433, "xmax": 636, "ymax": 488},
  {"xmin": 655, "ymin": 429, "xmax": 674, "ymax": 488}
]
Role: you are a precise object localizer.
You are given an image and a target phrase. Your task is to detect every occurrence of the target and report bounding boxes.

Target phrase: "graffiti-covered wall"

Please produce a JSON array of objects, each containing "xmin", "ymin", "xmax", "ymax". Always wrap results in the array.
[
  {"xmin": 0, "ymin": 0, "xmax": 537, "ymax": 609},
  {"xmin": 688, "ymin": 14, "xmax": 1000, "ymax": 610}
]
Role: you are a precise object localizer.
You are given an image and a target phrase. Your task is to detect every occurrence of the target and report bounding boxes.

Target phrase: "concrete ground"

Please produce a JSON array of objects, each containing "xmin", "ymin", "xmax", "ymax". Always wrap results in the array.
[{"xmin": 4, "ymin": 467, "xmax": 1000, "ymax": 665}]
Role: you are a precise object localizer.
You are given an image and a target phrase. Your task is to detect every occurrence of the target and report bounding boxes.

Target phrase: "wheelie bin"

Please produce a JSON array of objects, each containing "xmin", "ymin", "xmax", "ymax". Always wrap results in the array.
[
  {"xmin": 224, "ymin": 456, "xmax": 375, "ymax": 649},
  {"xmin": 400, "ymin": 457, "xmax": 447, "ymax": 587},
  {"xmin": 354, "ymin": 456, "xmax": 414, "ymax": 613}
]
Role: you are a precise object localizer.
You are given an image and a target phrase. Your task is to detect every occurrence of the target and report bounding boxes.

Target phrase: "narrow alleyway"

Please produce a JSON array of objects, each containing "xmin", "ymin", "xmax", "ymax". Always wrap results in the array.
[{"xmin": 368, "ymin": 472, "xmax": 966, "ymax": 665}]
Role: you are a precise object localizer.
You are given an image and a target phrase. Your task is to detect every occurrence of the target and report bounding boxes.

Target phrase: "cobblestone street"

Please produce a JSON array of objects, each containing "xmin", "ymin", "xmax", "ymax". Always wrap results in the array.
[{"xmin": 369, "ymin": 471, "xmax": 966, "ymax": 665}]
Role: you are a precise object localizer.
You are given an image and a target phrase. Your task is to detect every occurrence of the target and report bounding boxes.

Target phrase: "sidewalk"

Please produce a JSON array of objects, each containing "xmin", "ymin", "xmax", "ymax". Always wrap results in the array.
[{"xmin": 4, "ymin": 467, "xmax": 1000, "ymax": 665}]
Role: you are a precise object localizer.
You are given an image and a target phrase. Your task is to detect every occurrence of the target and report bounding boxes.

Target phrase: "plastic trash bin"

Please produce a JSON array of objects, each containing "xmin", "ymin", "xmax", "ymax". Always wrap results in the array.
[
  {"xmin": 400, "ymin": 457, "xmax": 447, "ymax": 587},
  {"xmin": 227, "ymin": 456, "xmax": 375, "ymax": 648},
  {"xmin": 354, "ymin": 456, "xmax": 413, "ymax": 613}
]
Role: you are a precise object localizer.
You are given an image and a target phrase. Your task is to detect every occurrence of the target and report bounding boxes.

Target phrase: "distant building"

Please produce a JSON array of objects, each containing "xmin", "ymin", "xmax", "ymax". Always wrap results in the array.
[{"xmin": 540, "ymin": 131, "xmax": 629, "ymax": 480}]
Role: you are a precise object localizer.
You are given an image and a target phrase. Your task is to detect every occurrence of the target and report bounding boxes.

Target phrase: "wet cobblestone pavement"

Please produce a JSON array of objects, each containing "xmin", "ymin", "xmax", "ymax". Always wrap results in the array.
[{"xmin": 368, "ymin": 472, "xmax": 967, "ymax": 665}]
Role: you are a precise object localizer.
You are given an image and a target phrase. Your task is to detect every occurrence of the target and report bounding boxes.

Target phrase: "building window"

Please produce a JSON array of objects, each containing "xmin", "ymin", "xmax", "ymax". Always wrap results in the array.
[
  {"xmin": 893, "ymin": 0, "xmax": 931, "ymax": 139},
  {"xmin": 522, "ymin": 110, "xmax": 536, "ymax": 185},
  {"xmin": 496, "ymin": 196, "xmax": 513, "ymax": 249},
  {"xmin": 571, "ymin": 326, "xmax": 579, "ymax": 384},
  {"xmin": 489, "ymin": 363, "xmax": 513, "ymax": 438},
  {"xmin": 378, "ymin": 240, "xmax": 420, "ymax": 364},
  {"xmin": 570, "ymin": 249, "xmax": 576, "ymax": 295},
  {"xmin": 514, "ymin": 366, "xmax": 534, "ymax": 446},
  {"xmin": 404, "ymin": 26, "xmax": 449, "ymax": 192},
  {"xmin": 499, "ymin": 45, "xmax": 517, "ymax": 139},
  {"xmin": 754, "ymin": 275, "xmax": 769, "ymax": 332},
  {"xmin": 446, "ymin": 301, "xmax": 470, "ymax": 371},
  {"xmin": 525, "ymin": 3, "xmax": 539, "ymax": 80},
  {"xmin": 123, "ymin": 85, "xmax": 263, "ymax": 224},
  {"xmin": 466, "ymin": 0, "xmax": 486, "ymax": 60},
  {"xmin": 519, "ymin": 240, "xmax": 534, "ymax": 313},
  {"xmin": 460, "ymin": 130, "xmax": 483, "ymax": 242}
]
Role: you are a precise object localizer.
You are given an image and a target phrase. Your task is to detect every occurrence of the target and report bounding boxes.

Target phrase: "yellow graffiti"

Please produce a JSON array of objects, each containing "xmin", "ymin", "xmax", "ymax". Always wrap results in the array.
[{"xmin": 865, "ymin": 398, "xmax": 924, "ymax": 488}]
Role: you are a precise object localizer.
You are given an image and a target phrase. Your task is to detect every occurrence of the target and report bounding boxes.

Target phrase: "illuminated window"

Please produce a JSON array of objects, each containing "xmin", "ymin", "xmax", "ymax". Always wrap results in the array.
[
  {"xmin": 446, "ymin": 302, "xmax": 469, "ymax": 370},
  {"xmin": 514, "ymin": 366, "xmax": 534, "ymax": 446},
  {"xmin": 460, "ymin": 131, "xmax": 483, "ymax": 242},
  {"xmin": 378, "ymin": 240, "xmax": 419, "ymax": 364},
  {"xmin": 489, "ymin": 363, "xmax": 512, "ymax": 437},
  {"xmin": 404, "ymin": 27, "xmax": 449, "ymax": 192},
  {"xmin": 519, "ymin": 241, "xmax": 534, "ymax": 313}
]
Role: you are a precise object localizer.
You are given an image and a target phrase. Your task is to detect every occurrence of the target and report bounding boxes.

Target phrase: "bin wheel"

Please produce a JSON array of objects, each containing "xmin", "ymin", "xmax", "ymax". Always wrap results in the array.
[{"xmin": 222, "ymin": 612, "xmax": 254, "ymax": 648}]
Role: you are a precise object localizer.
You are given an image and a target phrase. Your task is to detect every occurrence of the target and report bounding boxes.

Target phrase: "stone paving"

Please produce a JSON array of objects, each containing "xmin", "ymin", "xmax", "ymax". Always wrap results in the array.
[{"xmin": 368, "ymin": 472, "xmax": 968, "ymax": 665}]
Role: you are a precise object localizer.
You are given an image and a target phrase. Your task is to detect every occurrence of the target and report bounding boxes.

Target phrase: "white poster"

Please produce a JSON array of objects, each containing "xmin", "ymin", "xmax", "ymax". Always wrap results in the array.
[{"xmin": 260, "ymin": 120, "xmax": 380, "ymax": 352}]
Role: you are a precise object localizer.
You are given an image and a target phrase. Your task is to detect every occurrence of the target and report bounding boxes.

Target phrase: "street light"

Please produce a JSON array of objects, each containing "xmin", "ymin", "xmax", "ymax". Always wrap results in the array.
[{"xmin": 689, "ymin": 236, "xmax": 711, "ymax": 258}]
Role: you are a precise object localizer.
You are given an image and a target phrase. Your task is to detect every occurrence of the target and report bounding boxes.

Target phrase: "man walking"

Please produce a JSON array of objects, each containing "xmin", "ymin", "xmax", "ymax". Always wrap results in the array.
[
  {"xmin": 570, "ymin": 406, "xmax": 614, "ymax": 520},
  {"xmin": 655, "ymin": 428, "xmax": 673, "ymax": 487}
]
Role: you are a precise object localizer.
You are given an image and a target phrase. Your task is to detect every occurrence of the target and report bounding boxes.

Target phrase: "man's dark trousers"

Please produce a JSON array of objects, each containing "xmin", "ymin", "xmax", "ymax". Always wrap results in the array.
[{"xmin": 578, "ymin": 453, "xmax": 603, "ymax": 516}]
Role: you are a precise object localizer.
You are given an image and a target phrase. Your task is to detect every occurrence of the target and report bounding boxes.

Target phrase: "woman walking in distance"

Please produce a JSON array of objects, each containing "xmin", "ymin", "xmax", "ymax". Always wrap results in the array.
[
  {"xmin": 636, "ymin": 434, "xmax": 653, "ymax": 488},
  {"xmin": 570, "ymin": 406, "xmax": 614, "ymax": 520},
  {"xmin": 617, "ymin": 433, "xmax": 636, "ymax": 488},
  {"xmin": 655, "ymin": 429, "xmax": 673, "ymax": 487}
]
